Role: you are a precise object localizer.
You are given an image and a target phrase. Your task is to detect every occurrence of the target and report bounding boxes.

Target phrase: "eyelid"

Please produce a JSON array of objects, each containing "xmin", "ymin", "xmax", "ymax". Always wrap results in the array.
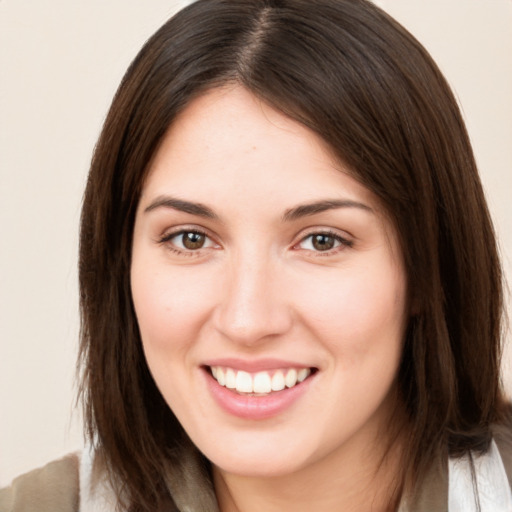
[
  {"xmin": 155, "ymin": 224, "xmax": 353, "ymax": 256},
  {"xmin": 293, "ymin": 228, "xmax": 354, "ymax": 253},
  {"xmin": 157, "ymin": 225, "xmax": 220, "ymax": 253}
]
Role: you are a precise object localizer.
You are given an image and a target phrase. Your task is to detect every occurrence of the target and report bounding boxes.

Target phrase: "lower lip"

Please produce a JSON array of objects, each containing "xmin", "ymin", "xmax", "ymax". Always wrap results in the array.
[{"xmin": 203, "ymin": 369, "xmax": 314, "ymax": 420}]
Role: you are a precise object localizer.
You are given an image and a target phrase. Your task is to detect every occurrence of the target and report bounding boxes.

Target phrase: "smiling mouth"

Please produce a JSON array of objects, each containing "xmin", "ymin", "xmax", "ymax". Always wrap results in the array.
[{"xmin": 207, "ymin": 366, "xmax": 316, "ymax": 395}]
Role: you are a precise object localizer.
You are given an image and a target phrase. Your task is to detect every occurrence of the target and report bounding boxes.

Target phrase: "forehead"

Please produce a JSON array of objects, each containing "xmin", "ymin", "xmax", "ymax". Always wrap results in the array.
[{"xmin": 143, "ymin": 86, "xmax": 380, "ymax": 212}]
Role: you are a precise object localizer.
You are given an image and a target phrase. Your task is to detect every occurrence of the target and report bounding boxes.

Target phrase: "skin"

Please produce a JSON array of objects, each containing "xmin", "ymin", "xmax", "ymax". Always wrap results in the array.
[{"xmin": 131, "ymin": 86, "xmax": 409, "ymax": 511}]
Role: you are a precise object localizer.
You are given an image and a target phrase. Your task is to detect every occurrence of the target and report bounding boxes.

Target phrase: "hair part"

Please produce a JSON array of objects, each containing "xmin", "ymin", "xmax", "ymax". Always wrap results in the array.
[{"xmin": 78, "ymin": 0, "xmax": 506, "ymax": 509}]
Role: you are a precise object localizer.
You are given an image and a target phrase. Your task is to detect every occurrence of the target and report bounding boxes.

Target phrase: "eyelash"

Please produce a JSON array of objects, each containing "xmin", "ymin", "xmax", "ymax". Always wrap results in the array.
[
  {"xmin": 157, "ymin": 228, "xmax": 353, "ymax": 256},
  {"xmin": 157, "ymin": 228, "xmax": 216, "ymax": 257},
  {"xmin": 295, "ymin": 230, "xmax": 353, "ymax": 255}
]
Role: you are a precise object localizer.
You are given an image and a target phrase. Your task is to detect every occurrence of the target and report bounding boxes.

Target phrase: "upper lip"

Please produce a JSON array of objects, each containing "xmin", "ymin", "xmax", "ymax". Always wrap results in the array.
[{"xmin": 202, "ymin": 358, "xmax": 315, "ymax": 373}]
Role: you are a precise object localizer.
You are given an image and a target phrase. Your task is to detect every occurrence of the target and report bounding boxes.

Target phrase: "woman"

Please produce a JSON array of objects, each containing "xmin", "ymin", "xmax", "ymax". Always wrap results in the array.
[{"xmin": 1, "ymin": 0, "xmax": 511, "ymax": 510}]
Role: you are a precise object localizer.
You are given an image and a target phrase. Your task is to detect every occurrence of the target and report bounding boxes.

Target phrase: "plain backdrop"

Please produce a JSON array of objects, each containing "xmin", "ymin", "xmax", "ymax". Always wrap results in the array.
[{"xmin": 1, "ymin": 0, "xmax": 511, "ymax": 486}]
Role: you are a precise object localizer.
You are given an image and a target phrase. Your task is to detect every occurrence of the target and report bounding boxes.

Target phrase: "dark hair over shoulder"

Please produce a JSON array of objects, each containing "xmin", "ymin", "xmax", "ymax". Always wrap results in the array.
[{"xmin": 78, "ymin": 0, "xmax": 508, "ymax": 509}]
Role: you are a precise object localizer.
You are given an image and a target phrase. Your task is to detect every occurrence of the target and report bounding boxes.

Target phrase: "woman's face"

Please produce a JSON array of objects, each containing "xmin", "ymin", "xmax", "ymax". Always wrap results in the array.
[{"xmin": 131, "ymin": 86, "xmax": 408, "ymax": 478}]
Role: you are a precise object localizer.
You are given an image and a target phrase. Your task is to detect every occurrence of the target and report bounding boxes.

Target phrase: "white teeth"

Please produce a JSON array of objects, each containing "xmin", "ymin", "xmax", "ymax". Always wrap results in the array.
[
  {"xmin": 225, "ymin": 368, "xmax": 236, "ymax": 389},
  {"xmin": 217, "ymin": 367, "xmax": 226, "ymax": 386},
  {"xmin": 235, "ymin": 371, "xmax": 253, "ymax": 393},
  {"xmin": 210, "ymin": 366, "xmax": 311, "ymax": 394},
  {"xmin": 285, "ymin": 369, "xmax": 298, "ymax": 388},
  {"xmin": 297, "ymin": 368, "xmax": 310, "ymax": 382},
  {"xmin": 253, "ymin": 372, "xmax": 272, "ymax": 393},
  {"xmin": 271, "ymin": 371, "xmax": 285, "ymax": 391}
]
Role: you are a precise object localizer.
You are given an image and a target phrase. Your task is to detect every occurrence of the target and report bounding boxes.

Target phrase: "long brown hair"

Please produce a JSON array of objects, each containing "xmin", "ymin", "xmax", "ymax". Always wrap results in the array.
[{"xmin": 79, "ymin": 0, "xmax": 507, "ymax": 509}]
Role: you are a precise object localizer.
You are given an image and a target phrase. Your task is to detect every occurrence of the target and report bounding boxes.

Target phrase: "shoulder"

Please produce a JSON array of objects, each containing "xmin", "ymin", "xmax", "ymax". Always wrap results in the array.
[
  {"xmin": 0, "ymin": 448, "xmax": 118, "ymax": 512},
  {"xmin": 446, "ymin": 408, "xmax": 512, "ymax": 512},
  {"xmin": 402, "ymin": 409, "xmax": 512, "ymax": 512},
  {"xmin": 0, "ymin": 453, "xmax": 80, "ymax": 512},
  {"xmin": 492, "ymin": 405, "xmax": 512, "ymax": 490}
]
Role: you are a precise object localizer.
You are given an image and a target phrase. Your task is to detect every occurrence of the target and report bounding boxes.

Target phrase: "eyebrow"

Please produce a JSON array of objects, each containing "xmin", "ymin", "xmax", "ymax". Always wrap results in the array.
[
  {"xmin": 144, "ymin": 196, "xmax": 218, "ymax": 219},
  {"xmin": 144, "ymin": 196, "xmax": 372, "ymax": 222},
  {"xmin": 282, "ymin": 199, "xmax": 373, "ymax": 221}
]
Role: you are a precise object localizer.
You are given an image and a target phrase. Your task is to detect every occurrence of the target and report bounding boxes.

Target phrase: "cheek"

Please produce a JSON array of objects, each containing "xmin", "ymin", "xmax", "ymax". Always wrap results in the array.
[
  {"xmin": 131, "ymin": 263, "xmax": 217, "ymax": 352},
  {"xmin": 130, "ymin": 262, "xmax": 219, "ymax": 414},
  {"xmin": 297, "ymin": 263, "xmax": 407, "ymax": 356}
]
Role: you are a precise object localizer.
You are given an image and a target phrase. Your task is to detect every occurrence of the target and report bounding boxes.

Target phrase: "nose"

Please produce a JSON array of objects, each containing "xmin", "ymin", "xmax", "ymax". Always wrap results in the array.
[{"xmin": 212, "ymin": 250, "xmax": 293, "ymax": 346}]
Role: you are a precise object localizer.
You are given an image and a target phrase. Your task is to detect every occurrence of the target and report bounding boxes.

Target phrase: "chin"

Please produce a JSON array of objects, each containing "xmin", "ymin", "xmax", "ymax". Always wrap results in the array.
[
  {"xmin": 211, "ymin": 453, "xmax": 308, "ymax": 478},
  {"xmin": 192, "ymin": 427, "xmax": 321, "ymax": 478}
]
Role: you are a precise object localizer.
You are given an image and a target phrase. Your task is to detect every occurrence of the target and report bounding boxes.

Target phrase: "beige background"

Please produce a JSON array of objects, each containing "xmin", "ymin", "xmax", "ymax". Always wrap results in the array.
[{"xmin": 1, "ymin": 0, "xmax": 511, "ymax": 486}]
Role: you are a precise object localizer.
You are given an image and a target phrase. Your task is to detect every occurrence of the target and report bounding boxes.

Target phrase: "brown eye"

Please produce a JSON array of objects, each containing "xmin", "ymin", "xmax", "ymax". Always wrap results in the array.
[
  {"xmin": 160, "ymin": 229, "xmax": 218, "ymax": 253},
  {"xmin": 312, "ymin": 234, "xmax": 336, "ymax": 251},
  {"xmin": 181, "ymin": 232, "xmax": 206, "ymax": 250},
  {"xmin": 297, "ymin": 232, "xmax": 351, "ymax": 253}
]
